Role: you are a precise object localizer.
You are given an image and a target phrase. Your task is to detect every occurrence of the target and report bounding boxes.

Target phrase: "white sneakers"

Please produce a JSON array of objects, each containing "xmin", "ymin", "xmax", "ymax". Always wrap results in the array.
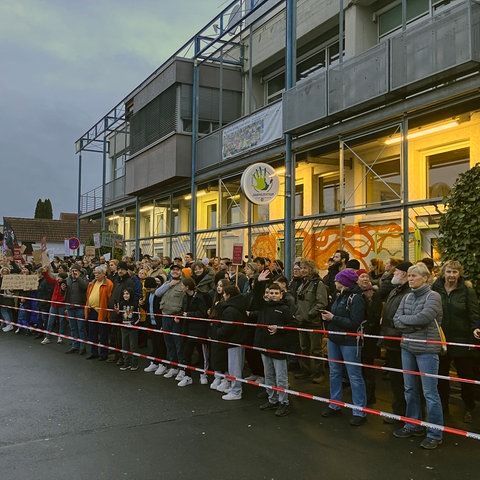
[
  {"xmin": 175, "ymin": 370, "xmax": 185, "ymax": 381},
  {"xmin": 154, "ymin": 364, "xmax": 168, "ymax": 376},
  {"xmin": 200, "ymin": 374, "xmax": 209, "ymax": 385},
  {"xmin": 163, "ymin": 368, "xmax": 179, "ymax": 379},
  {"xmin": 210, "ymin": 377, "xmax": 221, "ymax": 390},
  {"xmin": 57, "ymin": 337, "xmax": 63, "ymax": 344},
  {"xmin": 144, "ymin": 362, "xmax": 159, "ymax": 373},
  {"xmin": 41, "ymin": 337, "xmax": 51, "ymax": 345},
  {"xmin": 222, "ymin": 392, "xmax": 242, "ymax": 400},
  {"xmin": 216, "ymin": 379, "xmax": 231, "ymax": 393},
  {"xmin": 177, "ymin": 376, "xmax": 193, "ymax": 387},
  {"xmin": 2, "ymin": 324, "xmax": 14, "ymax": 332}
]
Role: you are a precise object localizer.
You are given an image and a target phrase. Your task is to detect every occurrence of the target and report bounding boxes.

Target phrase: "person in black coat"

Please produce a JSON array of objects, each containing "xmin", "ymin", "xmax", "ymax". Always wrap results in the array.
[
  {"xmin": 253, "ymin": 283, "xmax": 296, "ymax": 416},
  {"xmin": 177, "ymin": 277, "xmax": 208, "ymax": 387},
  {"xmin": 217, "ymin": 285, "xmax": 249, "ymax": 400}
]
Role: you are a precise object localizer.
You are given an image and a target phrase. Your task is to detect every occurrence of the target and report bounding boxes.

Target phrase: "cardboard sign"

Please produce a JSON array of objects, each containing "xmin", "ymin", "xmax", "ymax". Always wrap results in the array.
[
  {"xmin": 85, "ymin": 246, "xmax": 96, "ymax": 257},
  {"xmin": 33, "ymin": 250, "xmax": 43, "ymax": 264},
  {"xmin": 232, "ymin": 244, "xmax": 244, "ymax": 265},
  {"xmin": 1, "ymin": 274, "xmax": 39, "ymax": 291}
]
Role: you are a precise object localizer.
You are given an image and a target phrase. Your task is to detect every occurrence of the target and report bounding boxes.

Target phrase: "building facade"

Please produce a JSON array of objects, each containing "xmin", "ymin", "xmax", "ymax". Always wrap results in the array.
[{"xmin": 76, "ymin": 0, "xmax": 480, "ymax": 273}]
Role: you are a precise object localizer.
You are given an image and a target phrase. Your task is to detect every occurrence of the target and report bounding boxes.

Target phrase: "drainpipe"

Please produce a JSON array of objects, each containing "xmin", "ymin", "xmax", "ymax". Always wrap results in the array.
[
  {"xmin": 284, "ymin": 0, "xmax": 296, "ymax": 277},
  {"xmin": 190, "ymin": 38, "xmax": 200, "ymax": 255},
  {"xmin": 77, "ymin": 153, "xmax": 82, "ymax": 242}
]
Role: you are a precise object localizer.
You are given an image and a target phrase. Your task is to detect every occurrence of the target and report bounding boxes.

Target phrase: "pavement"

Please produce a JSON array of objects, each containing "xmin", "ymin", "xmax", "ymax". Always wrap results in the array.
[{"xmin": 0, "ymin": 331, "xmax": 479, "ymax": 480}]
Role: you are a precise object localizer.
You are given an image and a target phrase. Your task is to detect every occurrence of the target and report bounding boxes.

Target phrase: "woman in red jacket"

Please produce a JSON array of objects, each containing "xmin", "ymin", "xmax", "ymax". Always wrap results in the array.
[{"xmin": 41, "ymin": 267, "xmax": 68, "ymax": 345}]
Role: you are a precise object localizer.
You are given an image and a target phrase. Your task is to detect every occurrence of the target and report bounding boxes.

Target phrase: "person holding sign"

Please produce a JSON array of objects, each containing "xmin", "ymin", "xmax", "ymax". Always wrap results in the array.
[
  {"xmin": 40, "ymin": 268, "xmax": 68, "ymax": 345},
  {"xmin": 0, "ymin": 266, "xmax": 15, "ymax": 332}
]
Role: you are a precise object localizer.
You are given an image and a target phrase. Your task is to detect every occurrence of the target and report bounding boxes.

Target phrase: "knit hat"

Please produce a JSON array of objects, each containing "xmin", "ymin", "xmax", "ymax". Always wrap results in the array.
[
  {"xmin": 395, "ymin": 261, "xmax": 413, "ymax": 273},
  {"xmin": 356, "ymin": 269, "xmax": 368, "ymax": 277},
  {"xmin": 144, "ymin": 277, "xmax": 157, "ymax": 289},
  {"xmin": 345, "ymin": 259, "xmax": 360, "ymax": 270},
  {"xmin": 334, "ymin": 269, "xmax": 359, "ymax": 288}
]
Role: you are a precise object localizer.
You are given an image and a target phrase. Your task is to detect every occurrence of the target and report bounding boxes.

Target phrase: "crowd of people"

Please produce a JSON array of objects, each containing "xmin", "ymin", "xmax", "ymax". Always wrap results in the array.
[{"xmin": 1, "ymin": 250, "xmax": 479, "ymax": 449}]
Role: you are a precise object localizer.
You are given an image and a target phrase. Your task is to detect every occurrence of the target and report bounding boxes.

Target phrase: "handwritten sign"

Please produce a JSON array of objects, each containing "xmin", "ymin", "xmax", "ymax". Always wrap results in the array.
[
  {"xmin": 85, "ymin": 246, "xmax": 96, "ymax": 257},
  {"xmin": 1, "ymin": 274, "xmax": 39, "ymax": 291}
]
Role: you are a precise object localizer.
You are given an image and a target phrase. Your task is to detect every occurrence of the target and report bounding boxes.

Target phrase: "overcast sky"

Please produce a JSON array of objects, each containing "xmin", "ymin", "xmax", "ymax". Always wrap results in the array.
[{"xmin": 0, "ymin": 0, "xmax": 227, "ymax": 220}]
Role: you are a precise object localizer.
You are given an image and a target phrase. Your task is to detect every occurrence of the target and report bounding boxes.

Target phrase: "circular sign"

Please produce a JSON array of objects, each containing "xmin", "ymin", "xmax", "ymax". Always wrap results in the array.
[
  {"xmin": 68, "ymin": 237, "xmax": 80, "ymax": 250},
  {"xmin": 241, "ymin": 162, "xmax": 280, "ymax": 205}
]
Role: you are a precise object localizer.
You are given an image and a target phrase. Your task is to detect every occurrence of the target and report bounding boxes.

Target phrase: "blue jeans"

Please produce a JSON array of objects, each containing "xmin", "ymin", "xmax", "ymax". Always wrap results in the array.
[
  {"xmin": 0, "ymin": 306, "xmax": 13, "ymax": 328},
  {"xmin": 162, "ymin": 316, "xmax": 184, "ymax": 364},
  {"xmin": 228, "ymin": 346, "xmax": 245, "ymax": 396},
  {"xmin": 262, "ymin": 354, "xmax": 289, "ymax": 405},
  {"xmin": 327, "ymin": 340, "xmax": 367, "ymax": 417},
  {"xmin": 67, "ymin": 307, "xmax": 87, "ymax": 351},
  {"xmin": 46, "ymin": 306, "xmax": 66, "ymax": 340},
  {"xmin": 37, "ymin": 305, "xmax": 50, "ymax": 330},
  {"xmin": 401, "ymin": 349, "xmax": 443, "ymax": 440}
]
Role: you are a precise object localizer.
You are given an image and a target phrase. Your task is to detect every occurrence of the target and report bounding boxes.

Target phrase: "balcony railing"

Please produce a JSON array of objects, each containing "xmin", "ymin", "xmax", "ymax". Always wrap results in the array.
[
  {"xmin": 284, "ymin": 0, "xmax": 480, "ymax": 134},
  {"xmin": 80, "ymin": 176, "xmax": 127, "ymax": 214}
]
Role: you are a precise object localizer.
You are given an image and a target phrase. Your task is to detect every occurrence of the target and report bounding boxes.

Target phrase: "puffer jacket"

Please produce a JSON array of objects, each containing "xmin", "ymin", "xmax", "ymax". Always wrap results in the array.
[
  {"xmin": 295, "ymin": 274, "xmax": 329, "ymax": 326},
  {"xmin": 432, "ymin": 277, "xmax": 479, "ymax": 357},
  {"xmin": 393, "ymin": 284, "xmax": 443, "ymax": 355}
]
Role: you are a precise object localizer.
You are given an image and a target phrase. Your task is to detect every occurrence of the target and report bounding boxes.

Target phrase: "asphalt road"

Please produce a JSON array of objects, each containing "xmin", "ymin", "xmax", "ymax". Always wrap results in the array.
[{"xmin": 0, "ymin": 332, "xmax": 478, "ymax": 480}]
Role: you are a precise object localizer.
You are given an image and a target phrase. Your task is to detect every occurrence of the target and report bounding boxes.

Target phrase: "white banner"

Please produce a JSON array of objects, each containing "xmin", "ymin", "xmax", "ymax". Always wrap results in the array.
[{"xmin": 222, "ymin": 102, "xmax": 283, "ymax": 160}]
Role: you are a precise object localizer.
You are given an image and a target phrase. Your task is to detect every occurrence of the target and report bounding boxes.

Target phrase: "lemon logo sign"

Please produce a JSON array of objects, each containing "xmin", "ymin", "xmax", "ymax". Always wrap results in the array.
[{"xmin": 241, "ymin": 162, "xmax": 280, "ymax": 204}]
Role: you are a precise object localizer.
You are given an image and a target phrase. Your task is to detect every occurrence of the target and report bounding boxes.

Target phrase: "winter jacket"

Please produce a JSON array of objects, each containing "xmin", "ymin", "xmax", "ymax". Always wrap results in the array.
[
  {"xmin": 393, "ymin": 284, "xmax": 443, "ymax": 355},
  {"xmin": 84, "ymin": 278, "xmax": 114, "ymax": 322},
  {"xmin": 327, "ymin": 284, "xmax": 365, "ymax": 346},
  {"xmin": 192, "ymin": 270, "xmax": 215, "ymax": 308},
  {"xmin": 378, "ymin": 272, "xmax": 395, "ymax": 301},
  {"xmin": 182, "ymin": 291, "xmax": 208, "ymax": 338},
  {"xmin": 216, "ymin": 294, "xmax": 249, "ymax": 348},
  {"xmin": 432, "ymin": 277, "xmax": 479, "ymax": 357},
  {"xmin": 253, "ymin": 299, "xmax": 296, "ymax": 359},
  {"xmin": 379, "ymin": 281, "xmax": 411, "ymax": 351},
  {"xmin": 295, "ymin": 274, "xmax": 329, "ymax": 326},
  {"xmin": 0, "ymin": 275, "xmax": 15, "ymax": 307},
  {"xmin": 37, "ymin": 276, "xmax": 54, "ymax": 310},
  {"xmin": 43, "ymin": 271, "xmax": 66, "ymax": 308},
  {"xmin": 109, "ymin": 274, "xmax": 135, "ymax": 321},
  {"xmin": 361, "ymin": 289, "xmax": 382, "ymax": 358},
  {"xmin": 65, "ymin": 274, "xmax": 89, "ymax": 307},
  {"xmin": 156, "ymin": 281, "xmax": 184, "ymax": 316}
]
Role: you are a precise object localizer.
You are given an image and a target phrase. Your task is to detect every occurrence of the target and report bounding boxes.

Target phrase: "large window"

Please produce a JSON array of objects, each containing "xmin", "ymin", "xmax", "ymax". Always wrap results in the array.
[
  {"xmin": 172, "ymin": 194, "xmax": 191, "ymax": 234},
  {"xmin": 366, "ymin": 158, "xmax": 401, "ymax": 206},
  {"xmin": 377, "ymin": 0, "xmax": 456, "ymax": 38},
  {"xmin": 319, "ymin": 176, "xmax": 341, "ymax": 213},
  {"xmin": 427, "ymin": 147, "xmax": 470, "ymax": 198},
  {"xmin": 265, "ymin": 40, "xmax": 341, "ymax": 104},
  {"xmin": 220, "ymin": 179, "xmax": 246, "ymax": 227}
]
